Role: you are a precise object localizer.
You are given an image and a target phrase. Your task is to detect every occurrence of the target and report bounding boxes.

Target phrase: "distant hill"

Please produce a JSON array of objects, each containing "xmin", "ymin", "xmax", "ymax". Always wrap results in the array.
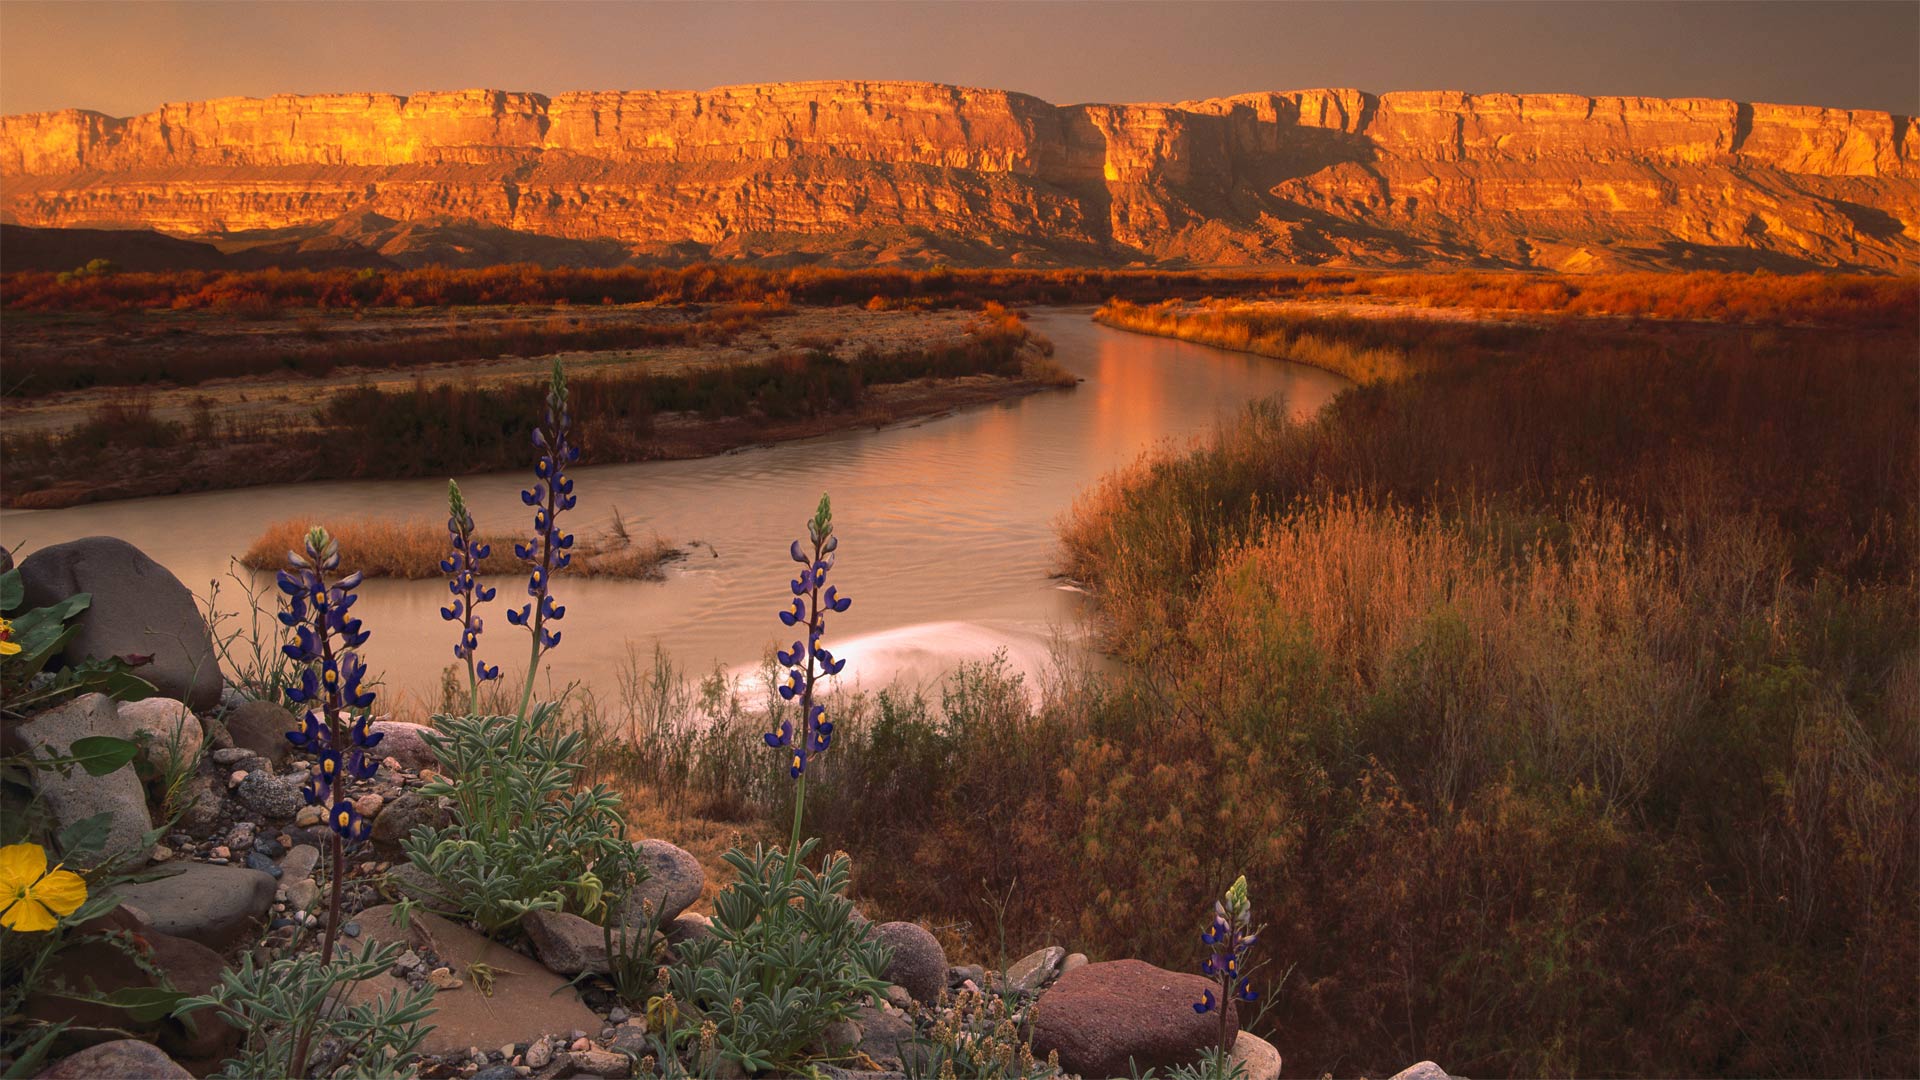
[{"xmin": 3, "ymin": 82, "xmax": 1914, "ymax": 271}]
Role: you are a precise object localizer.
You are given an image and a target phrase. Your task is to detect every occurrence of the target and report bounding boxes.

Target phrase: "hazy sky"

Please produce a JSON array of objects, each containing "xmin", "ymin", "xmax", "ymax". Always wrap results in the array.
[{"xmin": 3, "ymin": 1, "xmax": 1915, "ymax": 118}]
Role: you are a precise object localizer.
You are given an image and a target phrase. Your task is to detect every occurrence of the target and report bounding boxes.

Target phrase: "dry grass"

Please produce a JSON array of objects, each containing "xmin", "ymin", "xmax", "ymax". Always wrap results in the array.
[{"xmin": 240, "ymin": 514, "xmax": 679, "ymax": 580}]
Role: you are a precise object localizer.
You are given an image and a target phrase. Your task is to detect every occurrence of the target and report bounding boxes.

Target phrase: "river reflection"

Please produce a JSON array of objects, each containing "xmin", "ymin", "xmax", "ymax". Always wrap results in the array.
[{"xmin": 0, "ymin": 309, "xmax": 1347, "ymax": 711}]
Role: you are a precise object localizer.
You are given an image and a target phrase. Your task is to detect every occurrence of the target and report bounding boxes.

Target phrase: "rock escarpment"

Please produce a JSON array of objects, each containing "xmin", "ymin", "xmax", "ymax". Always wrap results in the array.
[{"xmin": 3, "ymin": 81, "xmax": 1915, "ymax": 270}]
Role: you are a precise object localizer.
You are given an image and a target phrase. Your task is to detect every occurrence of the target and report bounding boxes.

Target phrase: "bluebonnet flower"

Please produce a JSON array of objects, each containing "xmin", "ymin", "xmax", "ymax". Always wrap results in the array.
[
  {"xmin": 507, "ymin": 360, "xmax": 578, "ymax": 717},
  {"xmin": 764, "ymin": 494, "xmax": 852, "ymax": 780},
  {"xmin": 278, "ymin": 526, "xmax": 383, "ymax": 847},
  {"xmin": 1193, "ymin": 875, "xmax": 1261, "ymax": 1051},
  {"xmin": 439, "ymin": 480, "xmax": 501, "ymax": 709}
]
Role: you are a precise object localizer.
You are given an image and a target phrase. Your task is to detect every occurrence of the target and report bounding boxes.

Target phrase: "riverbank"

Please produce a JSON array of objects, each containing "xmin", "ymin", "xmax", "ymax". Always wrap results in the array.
[{"xmin": 1, "ymin": 304, "xmax": 1073, "ymax": 509}]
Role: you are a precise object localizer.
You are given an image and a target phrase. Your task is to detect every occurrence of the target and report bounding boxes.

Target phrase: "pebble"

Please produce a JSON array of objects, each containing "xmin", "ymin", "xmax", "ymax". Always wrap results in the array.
[
  {"xmin": 394, "ymin": 949, "xmax": 424, "ymax": 975},
  {"xmin": 607, "ymin": 1006, "xmax": 630, "ymax": 1023},
  {"xmin": 211, "ymin": 748, "xmax": 254, "ymax": 766},
  {"xmin": 211, "ymin": 845, "xmax": 231, "ymax": 860},
  {"xmin": 295, "ymin": 805, "xmax": 325, "ymax": 828},
  {"xmin": 353, "ymin": 792, "xmax": 385, "ymax": 818},
  {"xmin": 498, "ymin": 1043, "xmax": 516, "ymax": 1062},
  {"xmin": 523, "ymin": 1037, "xmax": 553, "ymax": 1069},
  {"xmin": 245, "ymin": 852, "xmax": 281, "ymax": 876},
  {"xmin": 227, "ymin": 770, "xmax": 248, "ymax": 788},
  {"xmin": 342, "ymin": 921, "xmax": 361, "ymax": 937},
  {"xmin": 227, "ymin": 822, "xmax": 257, "ymax": 850},
  {"xmin": 150, "ymin": 845, "xmax": 173, "ymax": 864},
  {"xmin": 256, "ymin": 836, "xmax": 287, "ymax": 859},
  {"xmin": 569, "ymin": 1037, "xmax": 591, "ymax": 1053}
]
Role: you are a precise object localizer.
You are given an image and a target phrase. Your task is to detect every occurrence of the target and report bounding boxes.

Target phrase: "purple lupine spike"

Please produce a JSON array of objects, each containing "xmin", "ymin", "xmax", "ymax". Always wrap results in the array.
[{"xmin": 765, "ymin": 494, "xmax": 853, "ymax": 780}]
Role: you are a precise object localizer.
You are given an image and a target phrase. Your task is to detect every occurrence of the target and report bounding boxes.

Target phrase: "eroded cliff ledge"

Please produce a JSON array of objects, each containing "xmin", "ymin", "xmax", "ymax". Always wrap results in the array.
[{"xmin": 3, "ymin": 81, "xmax": 1915, "ymax": 270}]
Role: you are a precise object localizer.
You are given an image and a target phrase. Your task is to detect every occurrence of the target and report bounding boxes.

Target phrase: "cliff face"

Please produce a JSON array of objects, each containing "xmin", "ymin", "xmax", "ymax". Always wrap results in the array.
[{"xmin": 3, "ymin": 81, "xmax": 1915, "ymax": 271}]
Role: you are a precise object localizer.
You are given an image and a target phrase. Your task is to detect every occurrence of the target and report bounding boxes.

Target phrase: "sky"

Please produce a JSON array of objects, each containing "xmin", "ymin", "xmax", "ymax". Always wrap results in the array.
[{"xmin": 2, "ymin": 0, "xmax": 1915, "ymax": 118}]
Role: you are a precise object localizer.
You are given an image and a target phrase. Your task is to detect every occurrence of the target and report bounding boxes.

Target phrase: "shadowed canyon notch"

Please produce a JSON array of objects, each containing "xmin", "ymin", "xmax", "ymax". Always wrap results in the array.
[{"xmin": 2, "ymin": 81, "xmax": 1915, "ymax": 270}]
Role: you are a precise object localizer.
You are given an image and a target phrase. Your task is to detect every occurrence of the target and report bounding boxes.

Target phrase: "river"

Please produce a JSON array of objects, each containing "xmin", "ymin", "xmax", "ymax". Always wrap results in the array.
[{"xmin": 0, "ymin": 309, "xmax": 1347, "ymax": 712}]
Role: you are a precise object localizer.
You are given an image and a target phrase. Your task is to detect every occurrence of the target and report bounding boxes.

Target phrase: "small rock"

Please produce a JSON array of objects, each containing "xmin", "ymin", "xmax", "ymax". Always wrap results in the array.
[
  {"xmin": 1005, "ymin": 945, "xmax": 1066, "ymax": 993},
  {"xmin": 872, "ymin": 922, "xmax": 947, "ymax": 1005},
  {"xmin": 210, "ymin": 748, "xmax": 256, "ymax": 767},
  {"xmin": 369, "ymin": 790, "xmax": 453, "ymax": 853},
  {"xmin": 244, "ymin": 851, "xmax": 280, "ymax": 877},
  {"xmin": 571, "ymin": 1048, "xmax": 631, "ymax": 1078},
  {"xmin": 228, "ymin": 770, "xmax": 248, "ymax": 788},
  {"xmin": 342, "ymin": 921, "xmax": 361, "ymax": 937},
  {"xmin": 280, "ymin": 843, "xmax": 321, "ymax": 881},
  {"xmin": 523, "ymin": 1037, "xmax": 553, "ymax": 1069},
  {"xmin": 151, "ymin": 845, "xmax": 174, "ymax": 864},
  {"xmin": 393, "ymin": 949, "xmax": 425, "ymax": 975},
  {"xmin": 950, "ymin": 963, "xmax": 985, "ymax": 987},
  {"xmin": 821, "ymin": 1019, "xmax": 863, "ymax": 1054},
  {"xmin": 472, "ymin": 1067, "xmax": 519, "ymax": 1080},
  {"xmin": 284, "ymin": 876, "xmax": 318, "ymax": 907},
  {"xmin": 295, "ymin": 805, "xmax": 325, "ymax": 828},
  {"xmin": 1388, "ymin": 1063, "xmax": 1454, "ymax": 1080},
  {"xmin": 210, "ymin": 845, "xmax": 231, "ymax": 860},
  {"xmin": 430, "ymin": 967, "xmax": 464, "ymax": 990},
  {"xmin": 1062, "ymin": 951, "xmax": 1089, "ymax": 974},
  {"xmin": 1230, "ymin": 1032, "xmax": 1283, "ymax": 1080},
  {"xmin": 569, "ymin": 1037, "xmax": 591, "ymax": 1053},
  {"xmin": 221, "ymin": 699, "xmax": 297, "ymax": 767},
  {"xmin": 226, "ymin": 822, "xmax": 257, "ymax": 850},
  {"xmin": 883, "ymin": 984, "xmax": 913, "ymax": 1011},
  {"xmin": 353, "ymin": 792, "xmax": 385, "ymax": 819},
  {"xmin": 607, "ymin": 1006, "xmax": 630, "ymax": 1024},
  {"xmin": 235, "ymin": 769, "xmax": 306, "ymax": 819}
]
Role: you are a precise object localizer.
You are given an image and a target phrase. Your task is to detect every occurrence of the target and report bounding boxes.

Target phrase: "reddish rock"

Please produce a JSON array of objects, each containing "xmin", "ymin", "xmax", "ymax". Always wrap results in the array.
[{"xmin": 1028, "ymin": 959, "xmax": 1236, "ymax": 1079}]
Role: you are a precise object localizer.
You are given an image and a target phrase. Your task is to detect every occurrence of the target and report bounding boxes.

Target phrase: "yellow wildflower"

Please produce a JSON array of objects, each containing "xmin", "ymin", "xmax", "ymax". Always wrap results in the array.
[
  {"xmin": 0, "ymin": 843, "xmax": 87, "ymax": 932},
  {"xmin": 0, "ymin": 616, "xmax": 20, "ymax": 657}
]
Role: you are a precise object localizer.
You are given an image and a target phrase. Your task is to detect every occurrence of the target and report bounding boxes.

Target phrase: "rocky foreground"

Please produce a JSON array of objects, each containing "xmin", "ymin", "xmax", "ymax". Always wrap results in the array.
[
  {"xmin": 2, "ymin": 80, "xmax": 1914, "ymax": 272},
  {"xmin": 4, "ymin": 534, "xmax": 1455, "ymax": 1079}
]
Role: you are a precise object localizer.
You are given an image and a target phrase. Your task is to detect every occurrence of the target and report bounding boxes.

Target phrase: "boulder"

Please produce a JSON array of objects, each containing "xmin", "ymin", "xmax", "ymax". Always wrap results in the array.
[
  {"xmin": 347, "ymin": 903, "xmax": 602, "ymax": 1057},
  {"xmin": 36, "ymin": 1040, "xmax": 191, "ymax": 1079},
  {"xmin": 1062, "ymin": 951, "xmax": 1089, "ymax": 975},
  {"xmin": 1389, "ymin": 1063, "xmax": 1453, "ymax": 1080},
  {"xmin": 235, "ymin": 768, "xmax": 307, "ymax": 819},
  {"xmin": 220, "ymin": 699, "xmax": 295, "ymax": 767},
  {"xmin": 369, "ymin": 790, "xmax": 453, "ymax": 855},
  {"xmin": 115, "ymin": 698, "xmax": 204, "ymax": 775},
  {"xmin": 852, "ymin": 1004, "xmax": 920, "ymax": 1071},
  {"xmin": 18, "ymin": 537, "xmax": 221, "ymax": 711},
  {"xmin": 522, "ymin": 909, "xmax": 611, "ymax": 976},
  {"xmin": 1230, "ymin": 1032, "xmax": 1282, "ymax": 1080},
  {"xmin": 667, "ymin": 910, "xmax": 713, "ymax": 946},
  {"xmin": 1029, "ymin": 959, "xmax": 1236, "ymax": 1080},
  {"xmin": 109, "ymin": 862, "xmax": 276, "ymax": 949},
  {"xmin": 16, "ymin": 694, "xmax": 154, "ymax": 867},
  {"xmin": 24, "ymin": 909, "xmax": 241, "ymax": 1069},
  {"xmin": 1005, "ymin": 945, "xmax": 1065, "ymax": 993},
  {"xmin": 871, "ymin": 922, "xmax": 946, "ymax": 1005},
  {"xmin": 366, "ymin": 720, "xmax": 439, "ymax": 771},
  {"xmin": 279, "ymin": 843, "xmax": 321, "ymax": 881},
  {"xmin": 171, "ymin": 774, "xmax": 224, "ymax": 834},
  {"xmin": 620, "ymin": 839, "xmax": 704, "ymax": 927}
]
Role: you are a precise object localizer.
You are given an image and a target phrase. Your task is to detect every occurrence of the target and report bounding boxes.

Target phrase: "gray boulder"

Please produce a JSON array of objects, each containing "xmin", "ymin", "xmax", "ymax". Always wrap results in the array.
[
  {"xmin": 18, "ymin": 537, "xmax": 222, "ymax": 711},
  {"xmin": 1029, "ymin": 959, "xmax": 1236, "ymax": 1079},
  {"xmin": 115, "ymin": 698, "xmax": 205, "ymax": 775},
  {"xmin": 111, "ymin": 862, "xmax": 276, "ymax": 949},
  {"xmin": 872, "ymin": 922, "xmax": 947, "ymax": 1005},
  {"xmin": 621, "ymin": 839, "xmax": 704, "ymax": 927},
  {"xmin": 16, "ymin": 694, "xmax": 154, "ymax": 867},
  {"xmin": 37, "ymin": 1039, "xmax": 192, "ymax": 1079},
  {"xmin": 220, "ymin": 699, "xmax": 295, "ymax": 768},
  {"xmin": 522, "ymin": 909, "xmax": 612, "ymax": 976},
  {"xmin": 370, "ymin": 790, "xmax": 453, "ymax": 855}
]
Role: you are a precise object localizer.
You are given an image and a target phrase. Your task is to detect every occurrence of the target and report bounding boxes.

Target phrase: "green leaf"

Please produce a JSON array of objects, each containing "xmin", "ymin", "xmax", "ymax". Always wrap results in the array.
[
  {"xmin": 68, "ymin": 736, "xmax": 139, "ymax": 777},
  {"xmin": 81, "ymin": 669, "xmax": 157, "ymax": 703},
  {"xmin": 56, "ymin": 811, "xmax": 115, "ymax": 855},
  {"xmin": 0, "ymin": 568, "xmax": 22, "ymax": 613},
  {"xmin": 92, "ymin": 986, "xmax": 190, "ymax": 1023}
]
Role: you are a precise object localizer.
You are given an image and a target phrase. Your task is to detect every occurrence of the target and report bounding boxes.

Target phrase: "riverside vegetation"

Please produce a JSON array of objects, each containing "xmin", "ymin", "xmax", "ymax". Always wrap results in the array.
[{"xmin": 2, "ymin": 271, "xmax": 1912, "ymax": 1078}]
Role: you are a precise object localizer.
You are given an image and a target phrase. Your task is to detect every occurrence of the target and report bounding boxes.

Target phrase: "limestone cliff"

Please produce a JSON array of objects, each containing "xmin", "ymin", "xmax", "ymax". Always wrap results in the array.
[{"xmin": 2, "ymin": 81, "xmax": 1914, "ymax": 271}]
